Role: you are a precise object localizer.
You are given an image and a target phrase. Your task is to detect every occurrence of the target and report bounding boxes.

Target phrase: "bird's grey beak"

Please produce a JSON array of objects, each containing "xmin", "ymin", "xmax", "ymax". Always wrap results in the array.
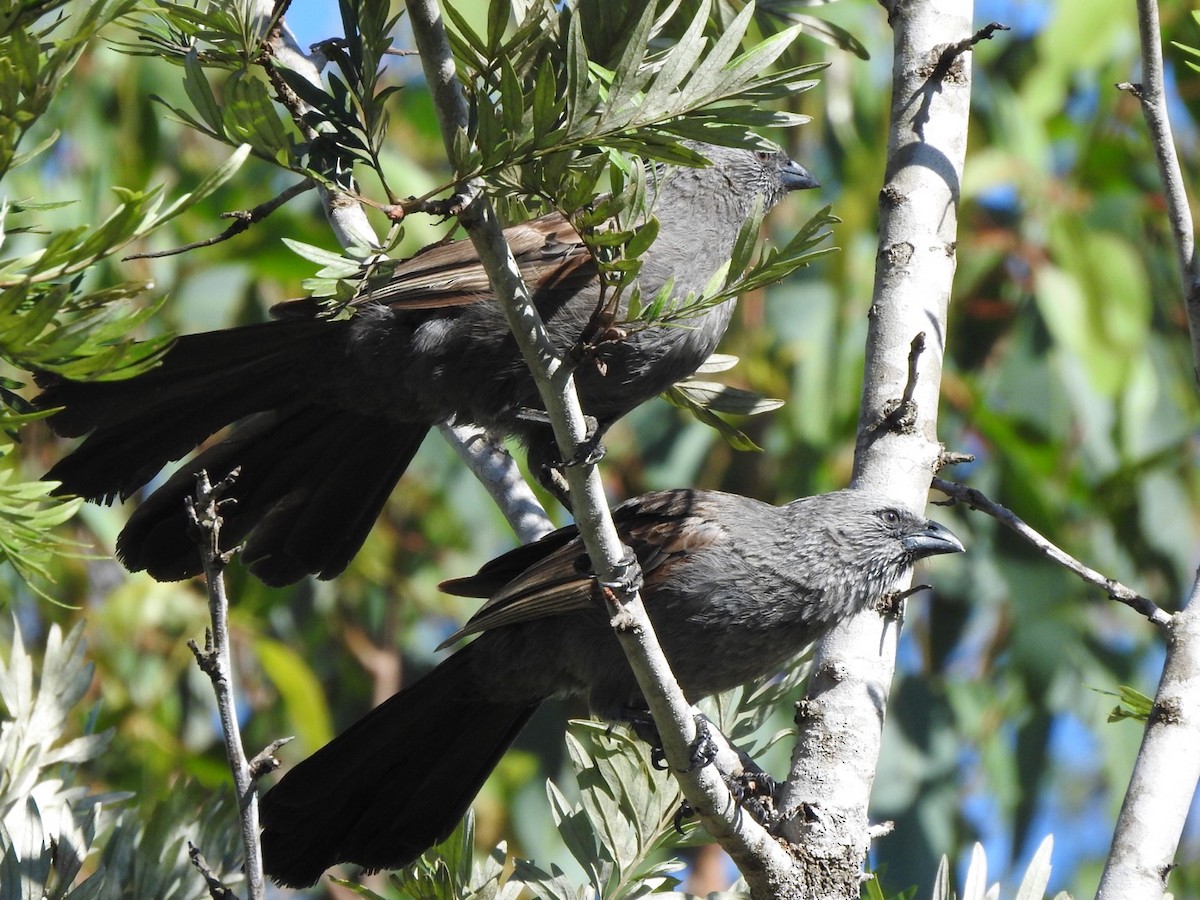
[
  {"xmin": 781, "ymin": 158, "xmax": 820, "ymax": 191},
  {"xmin": 903, "ymin": 520, "xmax": 964, "ymax": 558}
]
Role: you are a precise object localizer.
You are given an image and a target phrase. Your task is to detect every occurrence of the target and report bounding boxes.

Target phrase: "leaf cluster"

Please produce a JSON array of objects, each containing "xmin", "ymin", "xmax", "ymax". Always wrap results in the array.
[
  {"xmin": 0, "ymin": 145, "xmax": 248, "ymax": 380},
  {"xmin": 275, "ymin": 0, "xmax": 405, "ymax": 193},
  {"xmin": 1171, "ymin": 10, "xmax": 1200, "ymax": 74},
  {"xmin": 654, "ymin": 204, "xmax": 837, "ymax": 448},
  {"xmin": 117, "ymin": 0, "xmax": 830, "ymax": 446},
  {"xmin": 121, "ymin": 0, "xmax": 405, "ymax": 196},
  {"xmin": 665, "ymin": 354, "xmax": 784, "ymax": 452},
  {"xmin": 0, "ymin": 0, "xmax": 136, "ymax": 180},
  {"xmin": 907, "ymin": 838, "xmax": 1069, "ymax": 900},
  {"xmin": 0, "ymin": 621, "xmax": 241, "ymax": 899},
  {"xmin": 118, "ymin": 0, "xmax": 308, "ymax": 172},
  {"xmin": 1099, "ymin": 684, "xmax": 1154, "ymax": 724},
  {"xmin": 514, "ymin": 723, "xmax": 689, "ymax": 900},
  {"xmin": 0, "ymin": 3, "xmax": 255, "ymax": 602},
  {"xmin": 443, "ymin": 0, "xmax": 827, "ymax": 307},
  {"xmin": 363, "ymin": 658, "xmax": 821, "ymax": 900},
  {"xmin": 447, "ymin": 0, "xmax": 821, "ymax": 186}
]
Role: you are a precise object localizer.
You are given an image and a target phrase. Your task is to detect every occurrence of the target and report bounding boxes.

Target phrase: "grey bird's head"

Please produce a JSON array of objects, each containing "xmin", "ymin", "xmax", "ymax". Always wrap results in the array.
[
  {"xmin": 786, "ymin": 489, "xmax": 964, "ymax": 619},
  {"xmin": 804, "ymin": 489, "xmax": 963, "ymax": 563},
  {"xmin": 653, "ymin": 139, "xmax": 819, "ymax": 216},
  {"xmin": 636, "ymin": 139, "xmax": 818, "ymax": 289},
  {"xmin": 697, "ymin": 140, "xmax": 819, "ymax": 205}
]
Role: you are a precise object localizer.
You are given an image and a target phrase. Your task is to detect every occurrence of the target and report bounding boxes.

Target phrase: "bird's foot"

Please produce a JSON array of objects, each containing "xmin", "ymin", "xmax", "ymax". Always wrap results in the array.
[
  {"xmin": 673, "ymin": 799, "xmax": 696, "ymax": 834},
  {"xmin": 726, "ymin": 768, "xmax": 778, "ymax": 825},
  {"xmin": 559, "ymin": 416, "xmax": 607, "ymax": 468},
  {"xmin": 527, "ymin": 415, "xmax": 608, "ymax": 512},
  {"xmin": 650, "ymin": 715, "xmax": 718, "ymax": 773},
  {"xmin": 669, "ymin": 767, "xmax": 777, "ymax": 833},
  {"xmin": 600, "ymin": 547, "xmax": 644, "ymax": 598},
  {"xmin": 535, "ymin": 465, "xmax": 573, "ymax": 510}
]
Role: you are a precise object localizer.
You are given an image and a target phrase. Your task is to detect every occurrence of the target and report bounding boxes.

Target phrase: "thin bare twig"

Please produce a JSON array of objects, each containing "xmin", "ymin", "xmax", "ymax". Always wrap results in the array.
[
  {"xmin": 124, "ymin": 180, "xmax": 316, "ymax": 260},
  {"xmin": 248, "ymin": 736, "xmax": 293, "ymax": 782},
  {"xmin": 883, "ymin": 331, "xmax": 925, "ymax": 432},
  {"xmin": 186, "ymin": 468, "xmax": 266, "ymax": 900},
  {"xmin": 932, "ymin": 476, "xmax": 1171, "ymax": 627},
  {"xmin": 936, "ymin": 22, "xmax": 1010, "ymax": 68},
  {"xmin": 859, "ymin": 332, "xmax": 926, "ymax": 458},
  {"xmin": 189, "ymin": 842, "xmax": 238, "ymax": 900},
  {"xmin": 913, "ymin": 22, "xmax": 1008, "ymax": 139}
]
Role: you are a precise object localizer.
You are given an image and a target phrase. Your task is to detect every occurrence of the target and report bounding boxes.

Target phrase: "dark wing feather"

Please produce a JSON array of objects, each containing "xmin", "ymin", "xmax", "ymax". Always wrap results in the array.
[
  {"xmin": 275, "ymin": 212, "xmax": 595, "ymax": 318},
  {"xmin": 439, "ymin": 523, "xmax": 583, "ymax": 597},
  {"xmin": 437, "ymin": 490, "xmax": 727, "ymax": 648}
]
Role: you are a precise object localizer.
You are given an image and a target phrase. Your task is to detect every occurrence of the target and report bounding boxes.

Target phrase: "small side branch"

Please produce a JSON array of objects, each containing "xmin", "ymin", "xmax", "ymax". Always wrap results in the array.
[
  {"xmin": 374, "ymin": 191, "xmax": 476, "ymax": 223},
  {"xmin": 932, "ymin": 476, "xmax": 1171, "ymax": 627},
  {"xmin": 913, "ymin": 23, "xmax": 1008, "ymax": 138},
  {"xmin": 189, "ymin": 842, "xmax": 238, "ymax": 900},
  {"xmin": 934, "ymin": 22, "xmax": 1010, "ymax": 70},
  {"xmin": 186, "ymin": 469, "xmax": 265, "ymax": 900},
  {"xmin": 437, "ymin": 423, "xmax": 554, "ymax": 544},
  {"xmin": 124, "ymin": 180, "xmax": 316, "ymax": 260},
  {"xmin": 860, "ymin": 332, "xmax": 926, "ymax": 453}
]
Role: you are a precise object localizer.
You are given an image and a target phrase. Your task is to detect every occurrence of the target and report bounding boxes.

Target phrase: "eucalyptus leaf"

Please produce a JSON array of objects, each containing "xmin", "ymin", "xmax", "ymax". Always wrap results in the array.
[{"xmin": 671, "ymin": 380, "xmax": 784, "ymax": 416}]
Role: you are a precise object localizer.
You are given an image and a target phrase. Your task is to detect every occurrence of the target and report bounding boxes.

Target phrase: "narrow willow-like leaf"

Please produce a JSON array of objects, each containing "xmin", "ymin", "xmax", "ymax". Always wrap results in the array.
[
  {"xmin": 1013, "ymin": 835, "xmax": 1055, "ymax": 900},
  {"xmin": 678, "ymin": 1, "xmax": 754, "ymax": 108}
]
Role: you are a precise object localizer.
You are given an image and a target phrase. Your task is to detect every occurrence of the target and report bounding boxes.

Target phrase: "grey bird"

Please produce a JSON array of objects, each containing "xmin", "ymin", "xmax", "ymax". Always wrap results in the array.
[
  {"xmin": 258, "ymin": 488, "xmax": 964, "ymax": 887},
  {"xmin": 33, "ymin": 143, "xmax": 817, "ymax": 586}
]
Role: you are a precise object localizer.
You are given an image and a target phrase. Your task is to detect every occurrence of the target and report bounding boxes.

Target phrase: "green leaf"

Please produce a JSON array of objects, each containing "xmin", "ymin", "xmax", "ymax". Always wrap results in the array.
[
  {"xmin": 156, "ymin": 143, "xmax": 251, "ymax": 224},
  {"xmin": 662, "ymin": 385, "xmax": 764, "ymax": 451},
  {"xmin": 282, "ymin": 238, "xmax": 363, "ymax": 271},
  {"xmin": 671, "ymin": 380, "xmax": 783, "ymax": 415},
  {"xmin": 728, "ymin": 195, "xmax": 765, "ymax": 282},
  {"xmin": 679, "ymin": 1, "xmax": 754, "ymax": 107},
  {"xmin": 638, "ymin": 1, "xmax": 710, "ymax": 118},
  {"xmin": 961, "ymin": 843, "xmax": 989, "ymax": 900},
  {"xmin": 182, "ymin": 48, "xmax": 225, "ymax": 137},
  {"xmin": 603, "ymin": 1, "xmax": 657, "ymax": 121},
  {"xmin": 1097, "ymin": 685, "xmax": 1155, "ymax": 723},
  {"xmin": 486, "ymin": 0, "xmax": 510, "ymax": 56},
  {"xmin": 255, "ymin": 636, "xmax": 334, "ymax": 753},
  {"xmin": 931, "ymin": 856, "xmax": 951, "ymax": 900}
]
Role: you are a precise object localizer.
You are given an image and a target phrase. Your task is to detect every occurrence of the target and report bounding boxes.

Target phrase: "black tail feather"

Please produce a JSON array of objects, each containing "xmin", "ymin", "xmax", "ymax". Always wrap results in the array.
[
  {"xmin": 36, "ymin": 319, "xmax": 332, "ymax": 502},
  {"xmin": 115, "ymin": 408, "xmax": 430, "ymax": 585},
  {"xmin": 260, "ymin": 645, "xmax": 538, "ymax": 888},
  {"xmin": 35, "ymin": 317, "xmax": 432, "ymax": 585}
]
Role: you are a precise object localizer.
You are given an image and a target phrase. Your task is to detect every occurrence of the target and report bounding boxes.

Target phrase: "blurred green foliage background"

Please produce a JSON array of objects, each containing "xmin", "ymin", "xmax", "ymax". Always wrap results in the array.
[{"xmin": 4, "ymin": 0, "xmax": 1200, "ymax": 897}]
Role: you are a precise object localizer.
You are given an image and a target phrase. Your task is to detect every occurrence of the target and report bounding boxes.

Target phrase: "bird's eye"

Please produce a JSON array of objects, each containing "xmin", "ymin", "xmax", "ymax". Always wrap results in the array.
[
  {"xmin": 755, "ymin": 149, "xmax": 772, "ymax": 162},
  {"xmin": 881, "ymin": 509, "xmax": 901, "ymax": 526}
]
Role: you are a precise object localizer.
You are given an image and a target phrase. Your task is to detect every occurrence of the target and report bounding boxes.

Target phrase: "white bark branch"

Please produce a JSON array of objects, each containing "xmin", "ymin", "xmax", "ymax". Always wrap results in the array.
[
  {"xmin": 438, "ymin": 423, "xmax": 555, "ymax": 544},
  {"xmin": 1097, "ymin": 584, "xmax": 1200, "ymax": 898},
  {"xmin": 402, "ymin": 1, "xmax": 797, "ymax": 895},
  {"xmin": 1117, "ymin": 0, "xmax": 1200, "ymax": 379},
  {"xmin": 1098, "ymin": 1, "xmax": 1200, "ymax": 894},
  {"xmin": 778, "ymin": 2, "xmax": 975, "ymax": 894}
]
